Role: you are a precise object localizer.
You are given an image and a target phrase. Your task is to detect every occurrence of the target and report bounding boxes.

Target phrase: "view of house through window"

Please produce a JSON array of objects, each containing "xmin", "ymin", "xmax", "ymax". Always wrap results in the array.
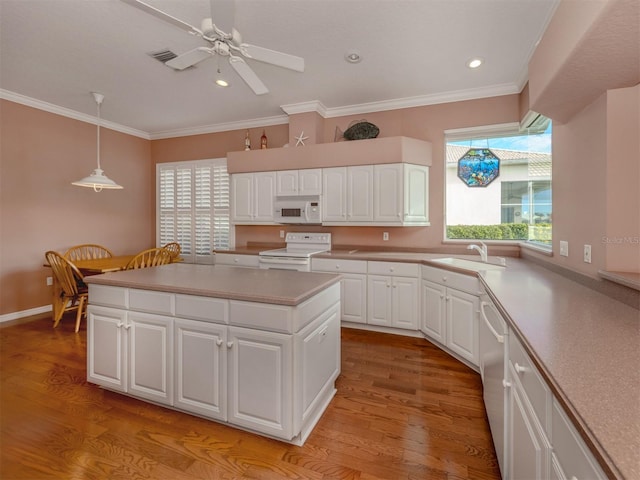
[
  {"xmin": 445, "ymin": 120, "xmax": 552, "ymax": 245},
  {"xmin": 157, "ymin": 158, "xmax": 230, "ymax": 263}
]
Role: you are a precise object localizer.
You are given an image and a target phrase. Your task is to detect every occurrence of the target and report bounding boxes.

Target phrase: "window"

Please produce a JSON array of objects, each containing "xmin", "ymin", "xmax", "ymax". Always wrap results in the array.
[
  {"xmin": 445, "ymin": 121, "xmax": 552, "ymax": 246},
  {"xmin": 157, "ymin": 158, "xmax": 230, "ymax": 263}
]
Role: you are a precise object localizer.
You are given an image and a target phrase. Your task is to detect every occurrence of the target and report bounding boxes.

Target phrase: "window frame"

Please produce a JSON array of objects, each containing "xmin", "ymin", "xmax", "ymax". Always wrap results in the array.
[
  {"xmin": 156, "ymin": 158, "xmax": 232, "ymax": 263},
  {"xmin": 443, "ymin": 122, "xmax": 552, "ymax": 250}
]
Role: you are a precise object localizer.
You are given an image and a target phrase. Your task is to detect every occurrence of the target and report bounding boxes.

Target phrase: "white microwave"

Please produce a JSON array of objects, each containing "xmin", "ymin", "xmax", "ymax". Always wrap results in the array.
[{"xmin": 274, "ymin": 196, "xmax": 322, "ymax": 224}]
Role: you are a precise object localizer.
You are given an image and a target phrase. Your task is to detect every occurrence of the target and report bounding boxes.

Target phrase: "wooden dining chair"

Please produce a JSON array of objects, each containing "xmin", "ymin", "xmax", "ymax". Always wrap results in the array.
[
  {"xmin": 162, "ymin": 242, "xmax": 181, "ymax": 261},
  {"xmin": 64, "ymin": 244, "xmax": 113, "ymax": 261},
  {"xmin": 125, "ymin": 247, "xmax": 172, "ymax": 270},
  {"xmin": 45, "ymin": 251, "xmax": 88, "ymax": 333}
]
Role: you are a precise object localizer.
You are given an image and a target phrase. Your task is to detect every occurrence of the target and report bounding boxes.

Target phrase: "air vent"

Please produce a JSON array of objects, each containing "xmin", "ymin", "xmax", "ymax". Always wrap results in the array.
[{"xmin": 148, "ymin": 49, "xmax": 178, "ymax": 64}]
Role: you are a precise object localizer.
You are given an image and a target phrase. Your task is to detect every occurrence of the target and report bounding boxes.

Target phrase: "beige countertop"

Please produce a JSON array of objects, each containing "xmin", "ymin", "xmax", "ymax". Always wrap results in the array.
[
  {"xmin": 85, "ymin": 263, "xmax": 341, "ymax": 306},
  {"xmin": 217, "ymin": 247, "xmax": 638, "ymax": 478}
]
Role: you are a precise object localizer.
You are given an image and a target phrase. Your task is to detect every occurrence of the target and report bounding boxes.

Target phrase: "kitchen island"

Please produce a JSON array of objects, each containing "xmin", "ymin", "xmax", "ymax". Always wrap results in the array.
[{"xmin": 84, "ymin": 263, "xmax": 342, "ymax": 445}]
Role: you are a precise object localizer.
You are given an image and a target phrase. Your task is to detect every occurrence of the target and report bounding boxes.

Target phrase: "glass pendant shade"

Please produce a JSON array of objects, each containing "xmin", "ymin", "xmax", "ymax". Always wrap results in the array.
[{"xmin": 72, "ymin": 92, "xmax": 123, "ymax": 192}]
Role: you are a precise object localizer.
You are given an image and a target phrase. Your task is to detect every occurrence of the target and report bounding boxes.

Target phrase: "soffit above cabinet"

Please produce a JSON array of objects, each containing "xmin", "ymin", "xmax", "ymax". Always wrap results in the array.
[{"xmin": 227, "ymin": 136, "xmax": 432, "ymax": 174}]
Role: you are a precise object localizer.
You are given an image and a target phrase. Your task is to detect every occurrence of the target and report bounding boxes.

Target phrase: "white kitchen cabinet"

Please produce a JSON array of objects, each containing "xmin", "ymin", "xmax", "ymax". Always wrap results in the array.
[
  {"xmin": 231, "ymin": 172, "xmax": 276, "ymax": 223},
  {"xmin": 421, "ymin": 265, "xmax": 481, "ymax": 366},
  {"xmin": 227, "ymin": 325, "xmax": 293, "ymax": 439},
  {"xmin": 322, "ymin": 166, "xmax": 373, "ymax": 222},
  {"xmin": 311, "ymin": 258, "xmax": 367, "ymax": 324},
  {"xmin": 87, "ymin": 306, "xmax": 173, "ymax": 406},
  {"xmin": 367, "ymin": 261, "xmax": 419, "ymax": 330},
  {"xmin": 276, "ymin": 169, "xmax": 322, "ymax": 196},
  {"xmin": 373, "ymin": 163, "xmax": 403, "ymax": 222},
  {"xmin": 174, "ymin": 318, "xmax": 227, "ymax": 420},
  {"xmin": 214, "ymin": 253, "xmax": 259, "ymax": 268}
]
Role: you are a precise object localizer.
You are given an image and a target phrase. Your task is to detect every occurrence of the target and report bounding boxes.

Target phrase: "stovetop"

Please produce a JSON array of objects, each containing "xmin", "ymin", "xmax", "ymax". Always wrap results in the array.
[{"xmin": 259, "ymin": 232, "xmax": 332, "ymax": 258}]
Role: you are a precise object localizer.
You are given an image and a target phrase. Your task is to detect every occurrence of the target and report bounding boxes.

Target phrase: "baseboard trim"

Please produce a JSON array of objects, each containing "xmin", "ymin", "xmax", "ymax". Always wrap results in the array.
[{"xmin": 0, "ymin": 305, "xmax": 52, "ymax": 323}]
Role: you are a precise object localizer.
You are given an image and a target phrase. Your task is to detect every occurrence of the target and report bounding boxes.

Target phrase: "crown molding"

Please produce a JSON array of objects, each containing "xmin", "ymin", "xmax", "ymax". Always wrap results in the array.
[
  {"xmin": 149, "ymin": 115, "xmax": 289, "ymax": 140},
  {"xmin": 0, "ymin": 89, "xmax": 150, "ymax": 139},
  {"xmin": 280, "ymin": 100, "xmax": 328, "ymax": 118}
]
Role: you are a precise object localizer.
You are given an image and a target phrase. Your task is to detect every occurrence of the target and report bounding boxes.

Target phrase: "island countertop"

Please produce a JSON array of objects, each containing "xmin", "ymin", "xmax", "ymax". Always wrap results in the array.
[{"xmin": 84, "ymin": 263, "xmax": 341, "ymax": 306}]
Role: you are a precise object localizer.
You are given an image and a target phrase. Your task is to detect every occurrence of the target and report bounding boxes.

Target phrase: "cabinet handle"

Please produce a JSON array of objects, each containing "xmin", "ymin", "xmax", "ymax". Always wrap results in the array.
[
  {"xmin": 446, "ymin": 296, "xmax": 451, "ymax": 302},
  {"xmin": 226, "ymin": 341, "xmax": 234, "ymax": 348},
  {"xmin": 392, "ymin": 284, "xmax": 397, "ymax": 288},
  {"xmin": 515, "ymin": 362, "xmax": 527, "ymax": 374},
  {"xmin": 335, "ymin": 265, "xmax": 340, "ymax": 269},
  {"xmin": 440, "ymin": 293, "xmax": 445, "ymax": 299},
  {"xmin": 124, "ymin": 323, "xmax": 131, "ymax": 330},
  {"xmin": 442, "ymin": 277, "xmax": 448, "ymax": 282},
  {"xmin": 216, "ymin": 339, "xmax": 223, "ymax": 346},
  {"xmin": 234, "ymin": 258, "xmax": 239, "ymax": 263},
  {"xmin": 397, "ymin": 212, "xmax": 401, "ymax": 217},
  {"xmin": 116, "ymin": 322, "xmax": 124, "ymax": 328},
  {"xmin": 390, "ymin": 267, "xmax": 394, "ymax": 272},
  {"xmin": 502, "ymin": 379, "xmax": 512, "ymax": 389}
]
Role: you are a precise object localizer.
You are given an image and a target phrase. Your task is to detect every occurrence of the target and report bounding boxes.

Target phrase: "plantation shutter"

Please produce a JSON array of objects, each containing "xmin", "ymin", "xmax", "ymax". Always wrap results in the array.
[{"xmin": 157, "ymin": 158, "xmax": 230, "ymax": 263}]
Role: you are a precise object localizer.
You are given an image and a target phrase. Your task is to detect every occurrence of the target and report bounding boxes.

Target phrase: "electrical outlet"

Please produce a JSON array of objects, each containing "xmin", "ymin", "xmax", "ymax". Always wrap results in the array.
[
  {"xmin": 280, "ymin": 230, "xmax": 285, "ymax": 238},
  {"xmin": 559, "ymin": 241, "xmax": 569, "ymax": 257},
  {"xmin": 383, "ymin": 232, "xmax": 389, "ymax": 241},
  {"xmin": 583, "ymin": 244, "xmax": 592, "ymax": 263},
  {"xmin": 46, "ymin": 276, "xmax": 53, "ymax": 286}
]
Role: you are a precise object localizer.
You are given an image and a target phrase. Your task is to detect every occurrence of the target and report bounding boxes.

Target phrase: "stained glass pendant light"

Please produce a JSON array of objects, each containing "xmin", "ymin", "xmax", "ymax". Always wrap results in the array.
[{"xmin": 72, "ymin": 92, "xmax": 123, "ymax": 192}]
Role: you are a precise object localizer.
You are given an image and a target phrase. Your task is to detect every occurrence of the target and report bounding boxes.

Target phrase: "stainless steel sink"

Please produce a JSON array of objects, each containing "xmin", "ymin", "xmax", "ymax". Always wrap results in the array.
[{"xmin": 430, "ymin": 257, "xmax": 505, "ymax": 271}]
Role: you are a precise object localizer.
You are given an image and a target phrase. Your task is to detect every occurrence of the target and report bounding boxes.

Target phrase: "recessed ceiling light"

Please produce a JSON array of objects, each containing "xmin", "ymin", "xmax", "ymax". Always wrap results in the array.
[
  {"xmin": 467, "ymin": 58, "xmax": 483, "ymax": 69},
  {"xmin": 345, "ymin": 51, "xmax": 362, "ymax": 64}
]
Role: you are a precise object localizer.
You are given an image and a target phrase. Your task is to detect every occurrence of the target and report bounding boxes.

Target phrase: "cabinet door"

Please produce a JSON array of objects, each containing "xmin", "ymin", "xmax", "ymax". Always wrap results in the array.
[
  {"xmin": 231, "ymin": 173, "xmax": 254, "ymax": 222},
  {"xmin": 446, "ymin": 288, "xmax": 479, "ymax": 365},
  {"xmin": 421, "ymin": 279, "xmax": 446, "ymax": 344},
  {"xmin": 509, "ymin": 382, "xmax": 547, "ymax": 480},
  {"xmin": 391, "ymin": 276, "xmax": 419, "ymax": 329},
  {"xmin": 174, "ymin": 318, "xmax": 227, "ymax": 420},
  {"xmin": 404, "ymin": 164, "xmax": 429, "ymax": 223},
  {"xmin": 347, "ymin": 166, "xmax": 374, "ymax": 221},
  {"xmin": 341, "ymin": 273, "xmax": 367, "ymax": 324},
  {"xmin": 127, "ymin": 312, "xmax": 173, "ymax": 406},
  {"xmin": 227, "ymin": 326, "xmax": 293, "ymax": 439},
  {"xmin": 298, "ymin": 169, "xmax": 322, "ymax": 196},
  {"xmin": 367, "ymin": 275, "xmax": 392, "ymax": 326},
  {"xmin": 322, "ymin": 167, "xmax": 347, "ymax": 222},
  {"xmin": 374, "ymin": 164, "xmax": 403, "ymax": 222},
  {"xmin": 276, "ymin": 170, "xmax": 298, "ymax": 196},
  {"xmin": 87, "ymin": 305, "xmax": 127, "ymax": 392},
  {"xmin": 253, "ymin": 172, "xmax": 276, "ymax": 222}
]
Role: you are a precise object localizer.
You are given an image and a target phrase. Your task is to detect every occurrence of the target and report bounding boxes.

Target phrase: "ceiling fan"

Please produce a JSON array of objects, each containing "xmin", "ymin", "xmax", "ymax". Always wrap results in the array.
[{"xmin": 120, "ymin": 0, "xmax": 305, "ymax": 95}]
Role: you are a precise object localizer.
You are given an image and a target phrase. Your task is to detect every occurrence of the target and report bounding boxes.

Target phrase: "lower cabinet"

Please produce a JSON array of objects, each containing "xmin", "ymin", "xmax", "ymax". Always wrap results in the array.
[
  {"xmin": 87, "ymin": 283, "xmax": 341, "ymax": 444},
  {"xmin": 421, "ymin": 266, "xmax": 481, "ymax": 366},
  {"xmin": 311, "ymin": 258, "xmax": 367, "ymax": 324},
  {"xmin": 367, "ymin": 262, "xmax": 419, "ymax": 330},
  {"xmin": 87, "ymin": 306, "xmax": 173, "ymax": 406}
]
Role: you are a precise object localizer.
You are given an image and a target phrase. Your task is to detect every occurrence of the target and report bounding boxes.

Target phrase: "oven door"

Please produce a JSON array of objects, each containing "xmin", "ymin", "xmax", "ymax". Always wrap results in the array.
[{"xmin": 258, "ymin": 255, "xmax": 311, "ymax": 271}]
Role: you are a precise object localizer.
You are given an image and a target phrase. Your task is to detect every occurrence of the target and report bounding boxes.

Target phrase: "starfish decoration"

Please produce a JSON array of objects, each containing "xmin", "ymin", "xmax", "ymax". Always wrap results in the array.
[{"xmin": 295, "ymin": 131, "xmax": 309, "ymax": 146}]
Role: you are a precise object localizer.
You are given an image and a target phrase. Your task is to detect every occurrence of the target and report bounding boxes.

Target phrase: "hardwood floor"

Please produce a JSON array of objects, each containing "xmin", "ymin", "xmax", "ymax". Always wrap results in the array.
[{"xmin": 1, "ymin": 313, "xmax": 500, "ymax": 479}]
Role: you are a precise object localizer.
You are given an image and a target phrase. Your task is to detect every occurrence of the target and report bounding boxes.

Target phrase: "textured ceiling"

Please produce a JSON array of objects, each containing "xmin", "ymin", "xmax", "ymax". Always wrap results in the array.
[{"xmin": 0, "ymin": 0, "xmax": 559, "ymax": 138}]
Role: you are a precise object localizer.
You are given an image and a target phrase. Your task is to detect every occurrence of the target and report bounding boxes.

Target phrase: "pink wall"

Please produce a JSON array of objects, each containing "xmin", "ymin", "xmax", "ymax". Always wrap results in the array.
[{"xmin": 0, "ymin": 100, "xmax": 154, "ymax": 316}]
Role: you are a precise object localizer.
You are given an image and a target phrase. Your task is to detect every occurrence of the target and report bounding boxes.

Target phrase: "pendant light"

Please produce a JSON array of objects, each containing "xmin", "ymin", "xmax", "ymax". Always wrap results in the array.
[{"xmin": 72, "ymin": 92, "xmax": 123, "ymax": 192}]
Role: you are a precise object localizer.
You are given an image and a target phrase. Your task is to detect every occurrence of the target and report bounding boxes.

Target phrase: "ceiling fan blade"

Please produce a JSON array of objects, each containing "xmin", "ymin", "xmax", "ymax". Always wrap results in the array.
[
  {"xmin": 228, "ymin": 56, "xmax": 268, "ymax": 95},
  {"xmin": 241, "ymin": 44, "xmax": 305, "ymax": 72},
  {"xmin": 120, "ymin": 0, "xmax": 202, "ymax": 36},
  {"xmin": 165, "ymin": 47, "xmax": 212, "ymax": 70},
  {"xmin": 210, "ymin": 0, "xmax": 235, "ymax": 35}
]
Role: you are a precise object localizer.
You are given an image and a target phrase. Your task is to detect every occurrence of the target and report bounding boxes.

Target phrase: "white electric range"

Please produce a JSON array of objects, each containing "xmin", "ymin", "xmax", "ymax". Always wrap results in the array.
[{"xmin": 259, "ymin": 232, "xmax": 332, "ymax": 271}]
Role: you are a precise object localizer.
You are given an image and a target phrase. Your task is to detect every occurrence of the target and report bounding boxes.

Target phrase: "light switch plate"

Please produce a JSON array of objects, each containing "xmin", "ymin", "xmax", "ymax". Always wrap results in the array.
[
  {"xmin": 383, "ymin": 232, "xmax": 389, "ymax": 241},
  {"xmin": 584, "ymin": 244, "xmax": 592, "ymax": 263},
  {"xmin": 559, "ymin": 241, "xmax": 569, "ymax": 257}
]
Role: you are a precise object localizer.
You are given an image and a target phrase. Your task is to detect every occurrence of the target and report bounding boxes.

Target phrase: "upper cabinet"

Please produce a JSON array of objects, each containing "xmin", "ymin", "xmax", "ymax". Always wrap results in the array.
[
  {"xmin": 276, "ymin": 169, "xmax": 322, "ymax": 196},
  {"xmin": 231, "ymin": 172, "xmax": 276, "ymax": 224}
]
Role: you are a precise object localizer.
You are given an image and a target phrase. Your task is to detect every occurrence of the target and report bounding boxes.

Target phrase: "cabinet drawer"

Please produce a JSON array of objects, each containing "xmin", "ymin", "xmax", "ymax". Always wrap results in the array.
[
  {"xmin": 421, "ymin": 265, "xmax": 482, "ymax": 295},
  {"xmin": 175, "ymin": 294, "xmax": 229, "ymax": 324},
  {"xmin": 214, "ymin": 253, "xmax": 259, "ymax": 268},
  {"xmin": 88, "ymin": 284, "xmax": 128, "ymax": 308},
  {"xmin": 312, "ymin": 258, "xmax": 367, "ymax": 274},
  {"xmin": 510, "ymin": 333, "xmax": 551, "ymax": 431},
  {"xmin": 129, "ymin": 289, "xmax": 175, "ymax": 315},
  {"xmin": 551, "ymin": 399, "xmax": 607, "ymax": 479},
  {"xmin": 230, "ymin": 300, "xmax": 294, "ymax": 333},
  {"xmin": 368, "ymin": 261, "xmax": 419, "ymax": 277}
]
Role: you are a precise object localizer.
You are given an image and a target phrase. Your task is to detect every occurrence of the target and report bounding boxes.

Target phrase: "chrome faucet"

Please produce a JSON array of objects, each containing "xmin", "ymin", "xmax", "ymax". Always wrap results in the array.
[{"xmin": 467, "ymin": 242, "xmax": 488, "ymax": 262}]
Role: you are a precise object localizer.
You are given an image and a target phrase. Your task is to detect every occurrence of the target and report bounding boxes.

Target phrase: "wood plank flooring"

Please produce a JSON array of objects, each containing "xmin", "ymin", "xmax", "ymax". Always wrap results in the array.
[{"xmin": 1, "ymin": 313, "xmax": 500, "ymax": 479}]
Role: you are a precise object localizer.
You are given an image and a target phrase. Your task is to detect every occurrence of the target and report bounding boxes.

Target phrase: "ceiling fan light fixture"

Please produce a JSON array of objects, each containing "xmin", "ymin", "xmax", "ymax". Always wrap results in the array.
[
  {"xmin": 72, "ymin": 92, "xmax": 123, "ymax": 192},
  {"xmin": 215, "ymin": 78, "xmax": 230, "ymax": 87},
  {"xmin": 467, "ymin": 57, "xmax": 483, "ymax": 69},
  {"xmin": 345, "ymin": 50, "xmax": 362, "ymax": 64}
]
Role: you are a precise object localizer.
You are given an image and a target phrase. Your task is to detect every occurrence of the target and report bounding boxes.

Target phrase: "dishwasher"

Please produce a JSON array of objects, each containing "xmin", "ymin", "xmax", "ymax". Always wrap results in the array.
[{"xmin": 479, "ymin": 295, "xmax": 509, "ymax": 479}]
